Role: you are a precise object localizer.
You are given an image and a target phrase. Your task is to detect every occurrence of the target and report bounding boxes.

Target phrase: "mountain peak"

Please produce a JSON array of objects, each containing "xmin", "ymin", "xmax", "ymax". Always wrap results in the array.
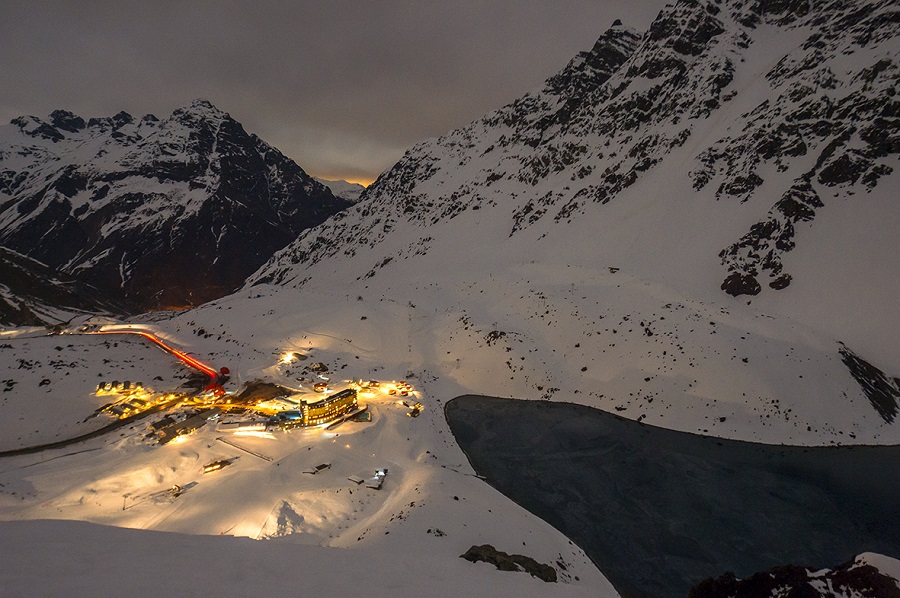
[
  {"xmin": 0, "ymin": 99, "xmax": 353, "ymax": 311},
  {"xmin": 252, "ymin": 0, "xmax": 898, "ymax": 368},
  {"xmin": 49, "ymin": 110, "xmax": 86, "ymax": 133},
  {"xmin": 180, "ymin": 98, "xmax": 227, "ymax": 118}
]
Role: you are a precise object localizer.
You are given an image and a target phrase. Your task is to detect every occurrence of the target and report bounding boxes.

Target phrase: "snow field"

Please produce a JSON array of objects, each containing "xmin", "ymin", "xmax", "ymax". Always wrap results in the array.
[
  {"xmin": 0, "ymin": 301, "xmax": 613, "ymax": 595},
  {"xmin": 0, "ymin": 334, "xmax": 190, "ymax": 451}
]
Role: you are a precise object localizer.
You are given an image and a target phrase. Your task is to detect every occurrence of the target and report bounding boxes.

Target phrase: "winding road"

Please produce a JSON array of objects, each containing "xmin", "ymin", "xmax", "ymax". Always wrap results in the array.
[
  {"xmin": 0, "ymin": 328, "xmax": 222, "ymax": 458},
  {"xmin": 93, "ymin": 329, "xmax": 221, "ymax": 380}
]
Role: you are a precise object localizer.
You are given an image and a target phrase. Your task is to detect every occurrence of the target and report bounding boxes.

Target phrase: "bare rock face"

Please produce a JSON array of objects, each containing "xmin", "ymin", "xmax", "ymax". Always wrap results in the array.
[
  {"xmin": 0, "ymin": 99, "xmax": 352, "ymax": 311},
  {"xmin": 719, "ymin": 180, "xmax": 823, "ymax": 294},
  {"xmin": 720, "ymin": 272, "xmax": 761, "ymax": 297},
  {"xmin": 460, "ymin": 544, "xmax": 557, "ymax": 582},
  {"xmin": 840, "ymin": 344, "xmax": 900, "ymax": 424}
]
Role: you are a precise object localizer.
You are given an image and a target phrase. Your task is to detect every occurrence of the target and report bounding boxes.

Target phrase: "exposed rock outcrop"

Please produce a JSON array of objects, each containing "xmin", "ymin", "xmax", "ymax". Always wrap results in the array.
[{"xmin": 460, "ymin": 544, "xmax": 557, "ymax": 582}]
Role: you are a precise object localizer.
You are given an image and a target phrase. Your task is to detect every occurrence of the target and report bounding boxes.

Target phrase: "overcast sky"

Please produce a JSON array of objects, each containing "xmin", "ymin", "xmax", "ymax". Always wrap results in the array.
[{"xmin": 1, "ymin": 1, "xmax": 665, "ymax": 184}]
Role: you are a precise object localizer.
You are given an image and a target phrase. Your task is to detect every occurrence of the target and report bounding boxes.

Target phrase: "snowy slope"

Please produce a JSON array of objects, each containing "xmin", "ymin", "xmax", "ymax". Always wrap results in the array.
[
  {"xmin": 255, "ymin": 2, "xmax": 899, "ymax": 361},
  {"xmin": 0, "ymin": 100, "xmax": 352, "ymax": 311},
  {"xmin": 0, "ymin": 285, "xmax": 897, "ymax": 595},
  {"xmin": 0, "ymin": 316, "xmax": 612, "ymax": 596},
  {"xmin": 0, "ymin": 0, "xmax": 898, "ymax": 595},
  {"xmin": 247, "ymin": 0, "xmax": 899, "ymax": 444},
  {"xmin": 315, "ymin": 177, "xmax": 367, "ymax": 203},
  {"xmin": 0, "ymin": 519, "xmax": 610, "ymax": 598}
]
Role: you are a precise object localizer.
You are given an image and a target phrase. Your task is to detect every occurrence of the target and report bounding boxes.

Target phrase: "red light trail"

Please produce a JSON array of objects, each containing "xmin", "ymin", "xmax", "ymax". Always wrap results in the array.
[{"xmin": 94, "ymin": 330, "xmax": 220, "ymax": 380}]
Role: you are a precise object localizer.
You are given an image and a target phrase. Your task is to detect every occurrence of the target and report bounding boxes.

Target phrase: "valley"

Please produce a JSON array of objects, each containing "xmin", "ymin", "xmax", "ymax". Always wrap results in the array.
[
  {"xmin": 0, "ymin": 299, "xmax": 615, "ymax": 596},
  {"xmin": 3, "ymin": 272, "xmax": 897, "ymax": 596},
  {"xmin": 1, "ymin": 0, "xmax": 898, "ymax": 594}
]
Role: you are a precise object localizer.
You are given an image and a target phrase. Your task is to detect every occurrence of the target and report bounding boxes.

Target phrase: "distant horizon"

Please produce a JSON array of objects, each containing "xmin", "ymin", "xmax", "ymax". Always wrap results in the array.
[
  {"xmin": 2, "ymin": 101, "xmax": 376, "ymax": 187},
  {"xmin": 0, "ymin": 1, "xmax": 666, "ymax": 185},
  {"xmin": 314, "ymin": 176, "xmax": 371, "ymax": 188}
]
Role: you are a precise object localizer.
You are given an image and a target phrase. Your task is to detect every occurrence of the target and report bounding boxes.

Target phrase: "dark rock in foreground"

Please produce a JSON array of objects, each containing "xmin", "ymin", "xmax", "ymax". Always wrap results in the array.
[
  {"xmin": 460, "ymin": 543, "xmax": 557, "ymax": 582},
  {"xmin": 689, "ymin": 556, "xmax": 900, "ymax": 598}
]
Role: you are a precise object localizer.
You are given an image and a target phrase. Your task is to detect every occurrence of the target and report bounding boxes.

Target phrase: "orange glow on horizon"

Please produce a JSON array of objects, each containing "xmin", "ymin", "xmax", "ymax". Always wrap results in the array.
[
  {"xmin": 314, "ymin": 175, "xmax": 374, "ymax": 188},
  {"xmin": 345, "ymin": 177, "xmax": 374, "ymax": 187}
]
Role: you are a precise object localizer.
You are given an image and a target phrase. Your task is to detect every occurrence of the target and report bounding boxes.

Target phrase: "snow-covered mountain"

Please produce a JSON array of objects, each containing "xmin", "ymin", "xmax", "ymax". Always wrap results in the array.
[
  {"xmin": 1, "ymin": 1, "xmax": 899, "ymax": 595},
  {"xmin": 314, "ymin": 177, "xmax": 367, "ymax": 203},
  {"xmin": 0, "ymin": 100, "xmax": 352, "ymax": 311},
  {"xmin": 0, "ymin": 247, "xmax": 125, "ymax": 326},
  {"xmin": 249, "ymin": 0, "xmax": 899, "ymax": 444},
  {"xmin": 264, "ymin": 1, "xmax": 898, "ymax": 290}
]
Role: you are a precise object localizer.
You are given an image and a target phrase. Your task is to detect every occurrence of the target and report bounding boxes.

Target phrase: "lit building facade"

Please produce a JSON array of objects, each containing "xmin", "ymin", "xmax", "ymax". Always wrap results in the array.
[{"xmin": 274, "ymin": 389, "xmax": 358, "ymax": 427}]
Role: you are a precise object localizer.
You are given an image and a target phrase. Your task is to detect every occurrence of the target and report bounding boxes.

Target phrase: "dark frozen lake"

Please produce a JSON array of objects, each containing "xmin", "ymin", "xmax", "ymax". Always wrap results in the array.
[{"xmin": 445, "ymin": 395, "xmax": 900, "ymax": 598}]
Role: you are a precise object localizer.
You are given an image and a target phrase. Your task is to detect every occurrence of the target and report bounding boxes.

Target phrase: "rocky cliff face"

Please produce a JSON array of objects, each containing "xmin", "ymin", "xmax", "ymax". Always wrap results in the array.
[{"xmin": 0, "ymin": 99, "xmax": 351, "ymax": 311}]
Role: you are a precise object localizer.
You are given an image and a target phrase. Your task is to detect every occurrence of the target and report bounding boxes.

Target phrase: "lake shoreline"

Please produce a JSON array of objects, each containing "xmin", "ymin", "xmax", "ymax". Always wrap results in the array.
[{"xmin": 445, "ymin": 395, "xmax": 900, "ymax": 598}]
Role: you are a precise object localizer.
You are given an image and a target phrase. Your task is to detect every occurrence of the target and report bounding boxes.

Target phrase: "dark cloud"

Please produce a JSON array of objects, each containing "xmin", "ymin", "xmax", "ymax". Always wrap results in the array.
[{"xmin": 0, "ymin": 0, "xmax": 665, "ymax": 183}]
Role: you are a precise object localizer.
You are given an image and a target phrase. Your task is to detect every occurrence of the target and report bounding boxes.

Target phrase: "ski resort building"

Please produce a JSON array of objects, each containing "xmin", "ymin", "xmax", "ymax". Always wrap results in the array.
[
  {"xmin": 273, "ymin": 389, "xmax": 358, "ymax": 427},
  {"xmin": 155, "ymin": 408, "xmax": 221, "ymax": 444}
]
